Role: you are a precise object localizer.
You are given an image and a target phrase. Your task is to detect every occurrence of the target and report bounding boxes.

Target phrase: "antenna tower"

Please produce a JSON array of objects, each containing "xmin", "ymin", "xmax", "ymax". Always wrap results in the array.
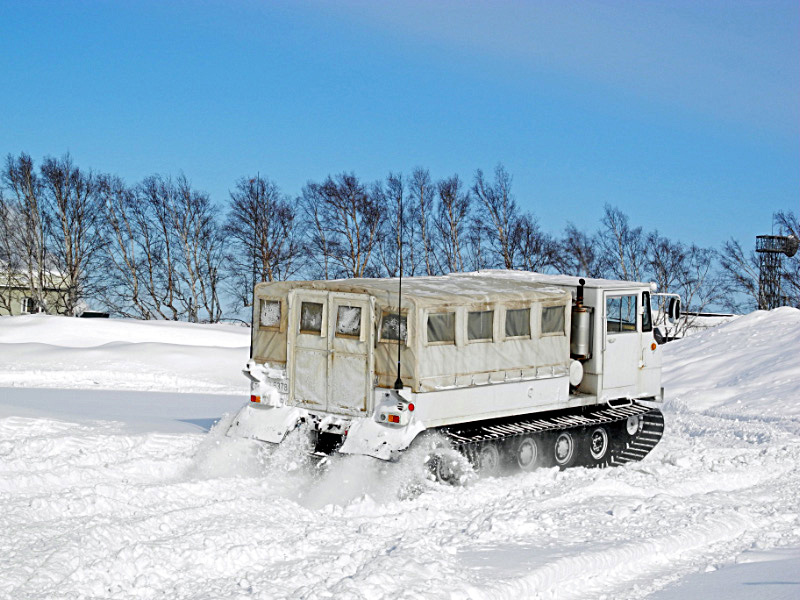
[{"xmin": 756, "ymin": 234, "xmax": 799, "ymax": 309}]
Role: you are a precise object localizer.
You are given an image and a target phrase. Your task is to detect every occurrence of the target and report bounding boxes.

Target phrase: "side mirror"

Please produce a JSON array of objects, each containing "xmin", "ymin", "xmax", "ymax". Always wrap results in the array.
[{"xmin": 668, "ymin": 297, "xmax": 681, "ymax": 322}]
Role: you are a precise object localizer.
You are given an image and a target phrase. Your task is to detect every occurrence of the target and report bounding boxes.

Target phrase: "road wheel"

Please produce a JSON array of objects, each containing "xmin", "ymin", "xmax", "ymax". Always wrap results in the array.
[
  {"xmin": 626, "ymin": 415, "xmax": 642, "ymax": 436},
  {"xmin": 587, "ymin": 426, "xmax": 611, "ymax": 466},
  {"xmin": 553, "ymin": 431, "xmax": 577, "ymax": 468},
  {"xmin": 477, "ymin": 442, "xmax": 502, "ymax": 477},
  {"xmin": 515, "ymin": 436, "xmax": 541, "ymax": 471},
  {"xmin": 429, "ymin": 449, "xmax": 471, "ymax": 485}
]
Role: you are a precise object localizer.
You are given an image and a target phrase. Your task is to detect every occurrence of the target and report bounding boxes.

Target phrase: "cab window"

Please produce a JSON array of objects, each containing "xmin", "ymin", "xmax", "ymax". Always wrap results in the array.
[
  {"xmin": 606, "ymin": 295, "xmax": 636, "ymax": 333},
  {"xmin": 642, "ymin": 292, "xmax": 652, "ymax": 333}
]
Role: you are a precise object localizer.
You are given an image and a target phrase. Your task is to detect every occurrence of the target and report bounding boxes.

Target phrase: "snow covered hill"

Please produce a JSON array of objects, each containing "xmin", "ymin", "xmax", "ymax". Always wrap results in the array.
[
  {"xmin": 1, "ymin": 310, "xmax": 799, "ymax": 599},
  {"xmin": 0, "ymin": 314, "xmax": 250, "ymax": 394}
]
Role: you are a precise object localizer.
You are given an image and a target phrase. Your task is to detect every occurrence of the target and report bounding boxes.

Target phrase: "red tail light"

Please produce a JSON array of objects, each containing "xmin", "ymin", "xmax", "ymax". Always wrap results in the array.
[
  {"xmin": 250, "ymin": 395, "xmax": 260, "ymax": 403},
  {"xmin": 408, "ymin": 403, "xmax": 415, "ymax": 412}
]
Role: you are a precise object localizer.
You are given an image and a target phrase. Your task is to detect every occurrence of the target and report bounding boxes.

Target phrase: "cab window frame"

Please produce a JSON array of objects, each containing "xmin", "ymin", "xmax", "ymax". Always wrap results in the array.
[{"xmin": 606, "ymin": 294, "xmax": 638, "ymax": 334}]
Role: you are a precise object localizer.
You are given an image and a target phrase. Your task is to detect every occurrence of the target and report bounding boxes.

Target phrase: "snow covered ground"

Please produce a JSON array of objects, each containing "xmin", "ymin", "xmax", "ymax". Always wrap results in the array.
[{"xmin": 1, "ymin": 310, "xmax": 799, "ymax": 599}]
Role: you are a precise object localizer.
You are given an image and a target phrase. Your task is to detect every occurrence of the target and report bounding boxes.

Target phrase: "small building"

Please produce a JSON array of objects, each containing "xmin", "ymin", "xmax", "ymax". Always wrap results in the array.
[{"xmin": 0, "ymin": 262, "xmax": 69, "ymax": 316}]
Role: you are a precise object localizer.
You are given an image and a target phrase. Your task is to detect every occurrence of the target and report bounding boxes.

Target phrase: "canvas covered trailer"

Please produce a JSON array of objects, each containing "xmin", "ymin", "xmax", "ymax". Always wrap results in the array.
[{"xmin": 249, "ymin": 273, "xmax": 572, "ymax": 422}]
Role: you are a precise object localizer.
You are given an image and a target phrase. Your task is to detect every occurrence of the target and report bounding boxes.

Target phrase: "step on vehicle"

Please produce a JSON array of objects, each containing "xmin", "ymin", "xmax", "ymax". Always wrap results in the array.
[{"xmin": 227, "ymin": 270, "xmax": 673, "ymax": 480}]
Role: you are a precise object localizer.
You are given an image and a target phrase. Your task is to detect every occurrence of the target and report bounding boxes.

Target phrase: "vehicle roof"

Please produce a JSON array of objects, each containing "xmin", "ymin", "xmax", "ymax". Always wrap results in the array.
[
  {"xmin": 256, "ymin": 270, "xmax": 573, "ymax": 307},
  {"xmin": 453, "ymin": 270, "xmax": 651, "ymax": 290}
]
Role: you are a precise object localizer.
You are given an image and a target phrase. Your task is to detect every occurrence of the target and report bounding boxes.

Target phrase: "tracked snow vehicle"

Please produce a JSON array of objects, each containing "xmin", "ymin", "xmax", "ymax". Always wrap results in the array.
[{"xmin": 227, "ymin": 271, "xmax": 667, "ymax": 476}]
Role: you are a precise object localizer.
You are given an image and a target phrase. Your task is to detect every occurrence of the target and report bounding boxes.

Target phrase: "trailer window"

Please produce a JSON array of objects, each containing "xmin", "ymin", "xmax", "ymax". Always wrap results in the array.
[
  {"xmin": 335, "ymin": 305, "xmax": 362, "ymax": 338},
  {"xmin": 505, "ymin": 308, "xmax": 531, "ymax": 338},
  {"xmin": 606, "ymin": 295, "xmax": 636, "ymax": 333},
  {"xmin": 642, "ymin": 292, "xmax": 652, "ymax": 332},
  {"xmin": 380, "ymin": 313, "xmax": 407, "ymax": 344},
  {"xmin": 468, "ymin": 310, "xmax": 493, "ymax": 341},
  {"xmin": 427, "ymin": 312, "xmax": 455, "ymax": 344},
  {"xmin": 299, "ymin": 301, "xmax": 324, "ymax": 334},
  {"xmin": 259, "ymin": 299, "xmax": 281, "ymax": 328},
  {"xmin": 541, "ymin": 305, "xmax": 565, "ymax": 335}
]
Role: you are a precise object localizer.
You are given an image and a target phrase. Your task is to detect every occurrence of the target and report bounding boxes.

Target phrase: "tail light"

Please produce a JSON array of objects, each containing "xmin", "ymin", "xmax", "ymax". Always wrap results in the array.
[{"xmin": 250, "ymin": 395, "xmax": 260, "ymax": 403}]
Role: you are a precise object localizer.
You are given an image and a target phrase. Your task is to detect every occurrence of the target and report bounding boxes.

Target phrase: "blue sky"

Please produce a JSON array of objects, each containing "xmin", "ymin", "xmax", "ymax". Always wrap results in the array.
[{"xmin": 1, "ymin": 0, "xmax": 797, "ymax": 249}]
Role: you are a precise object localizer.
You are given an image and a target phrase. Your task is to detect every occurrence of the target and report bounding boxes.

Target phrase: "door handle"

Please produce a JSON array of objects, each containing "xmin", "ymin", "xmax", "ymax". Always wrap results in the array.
[{"xmin": 608, "ymin": 337, "xmax": 616, "ymax": 344}]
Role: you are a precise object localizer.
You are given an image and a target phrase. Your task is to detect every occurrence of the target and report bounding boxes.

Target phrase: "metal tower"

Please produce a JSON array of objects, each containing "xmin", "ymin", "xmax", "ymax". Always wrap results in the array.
[{"xmin": 756, "ymin": 235, "xmax": 799, "ymax": 309}]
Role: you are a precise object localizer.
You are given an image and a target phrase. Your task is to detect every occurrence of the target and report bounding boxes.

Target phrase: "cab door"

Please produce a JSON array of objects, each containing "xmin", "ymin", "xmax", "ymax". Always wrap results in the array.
[{"xmin": 602, "ymin": 292, "xmax": 639, "ymax": 392}]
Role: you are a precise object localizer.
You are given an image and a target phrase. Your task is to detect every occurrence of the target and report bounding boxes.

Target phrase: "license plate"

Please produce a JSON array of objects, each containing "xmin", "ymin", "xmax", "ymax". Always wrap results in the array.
[{"xmin": 268, "ymin": 378, "xmax": 289, "ymax": 395}]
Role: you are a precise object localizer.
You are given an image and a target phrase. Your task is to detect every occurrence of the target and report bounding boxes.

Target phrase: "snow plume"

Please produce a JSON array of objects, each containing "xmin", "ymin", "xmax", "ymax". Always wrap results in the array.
[{"xmin": 185, "ymin": 412, "xmax": 440, "ymax": 508}]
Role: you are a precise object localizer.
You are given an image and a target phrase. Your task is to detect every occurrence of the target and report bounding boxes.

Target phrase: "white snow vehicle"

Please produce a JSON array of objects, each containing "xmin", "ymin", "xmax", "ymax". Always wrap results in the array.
[{"xmin": 227, "ymin": 270, "xmax": 671, "ymax": 477}]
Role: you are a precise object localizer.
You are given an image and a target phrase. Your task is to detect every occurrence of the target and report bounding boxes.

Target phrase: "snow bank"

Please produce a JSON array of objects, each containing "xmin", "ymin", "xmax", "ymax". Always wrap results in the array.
[
  {"xmin": 0, "ymin": 313, "xmax": 248, "ymax": 347},
  {"xmin": 0, "ymin": 314, "xmax": 250, "ymax": 394},
  {"xmin": 663, "ymin": 307, "xmax": 800, "ymax": 419}
]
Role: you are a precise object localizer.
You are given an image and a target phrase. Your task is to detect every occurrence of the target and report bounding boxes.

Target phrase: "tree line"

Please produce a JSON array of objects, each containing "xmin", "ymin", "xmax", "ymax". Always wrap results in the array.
[{"xmin": 1, "ymin": 152, "xmax": 797, "ymax": 323}]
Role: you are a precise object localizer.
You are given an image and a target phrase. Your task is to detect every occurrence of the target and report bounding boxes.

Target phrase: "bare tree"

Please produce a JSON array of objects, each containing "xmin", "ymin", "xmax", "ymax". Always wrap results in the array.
[
  {"xmin": 599, "ymin": 205, "xmax": 646, "ymax": 281},
  {"xmin": 375, "ymin": 173, "xmax": 409, "ymax": 278},
  {"xmin": 301, "ymin": 173, "xmax": 383, "ymax": 279},
  {"xmin": 472, "ymin": 165, "xmax": 519, "ymax": 269},
  {"xmin": 171, "ymin": 175, "xmax": 224, "ymax": 322},
  {"xmin": 39, "ymin": 154, "xmax": 105, "ymax": 315},
  {"xmin": 0, "ymin": 191, "xmax": 19, "ymax": 313},
  {"xmin": 2, "ymin": 153, "xmax": 50, "ymax": 312},
  {"xmin": 556, "ymin": 223, "xmax": 608, "ymax": 278},
  {"xmin": 774, "ymin": 210, "xmax": 799, "ymax": 307},
  {"xmin": 408, "ymin": 168, "xmax": 439, "ymax": 276},
  {"xmin": 224, "ymin": 175, "xmax": 303, "ymax": 311},
  {"xmin": 718, "ymin": 238, "xmax": 761, "ymax": 312},
  {"xmin": 674, "ymin": 245, "xmax": 724, "ymax": 333},
  {"xmin": 96, "ymin": 174, "xmax": 151, "ymax": 318},
  {"xmin": 515, "ymin": 213, "xmax": 557, "ymax": 272},
  {"xmin": 98, "ymin": 174, "xmax": 224, "ymax": 322},
  {"xmin": 433, "ymin": 175, "xmax": 471, "ymax": 273},
  {"xmin": 645, "ymin": 231, "xmax": 688, "ymax": 296}
]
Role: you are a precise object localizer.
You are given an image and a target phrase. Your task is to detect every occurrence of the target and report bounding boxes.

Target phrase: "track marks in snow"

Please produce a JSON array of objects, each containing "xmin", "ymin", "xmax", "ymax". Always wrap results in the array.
[{"xmin": 1, "ymin": 408, "xmax": 800, "ymax": 599}]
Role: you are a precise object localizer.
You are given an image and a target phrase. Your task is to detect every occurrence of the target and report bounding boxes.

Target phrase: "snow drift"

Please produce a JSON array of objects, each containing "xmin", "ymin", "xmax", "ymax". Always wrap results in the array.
[{"xmin": 0, "ymin": 314, "xmax": 249, "ymax": 394}]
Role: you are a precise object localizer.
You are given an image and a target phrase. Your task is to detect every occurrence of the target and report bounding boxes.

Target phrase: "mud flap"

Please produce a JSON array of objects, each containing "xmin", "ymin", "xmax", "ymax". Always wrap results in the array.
[
  {"xmin": 226, "ymin": 404, "xmax": 308, "ymax": 444},
  {"xmin": 339, "ymin": 418, "xmax": 425, "ymax": 461}
]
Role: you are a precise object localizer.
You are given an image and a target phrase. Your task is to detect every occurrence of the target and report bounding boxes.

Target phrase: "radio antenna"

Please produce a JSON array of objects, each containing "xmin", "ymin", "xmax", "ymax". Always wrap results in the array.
[{"xmin": 394, "ymin": 190, "xmax": 404, "ymax": 390}]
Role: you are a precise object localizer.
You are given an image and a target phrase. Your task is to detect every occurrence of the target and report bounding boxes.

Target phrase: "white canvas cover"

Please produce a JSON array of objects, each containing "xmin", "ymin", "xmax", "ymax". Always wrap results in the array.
[{"xmin": 252, "ymin": 271, "xmax": 572, "ymax": 396}]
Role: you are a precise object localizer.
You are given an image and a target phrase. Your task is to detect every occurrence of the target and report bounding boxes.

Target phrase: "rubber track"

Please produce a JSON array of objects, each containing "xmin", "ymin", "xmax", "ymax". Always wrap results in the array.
[
  {"xmin": 609, "ymin": 408, "xmax": 665, "ymax": 465},
  {"xmin": 441, "ymin": 401, "xmax": 664, "ymax": 465}
]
